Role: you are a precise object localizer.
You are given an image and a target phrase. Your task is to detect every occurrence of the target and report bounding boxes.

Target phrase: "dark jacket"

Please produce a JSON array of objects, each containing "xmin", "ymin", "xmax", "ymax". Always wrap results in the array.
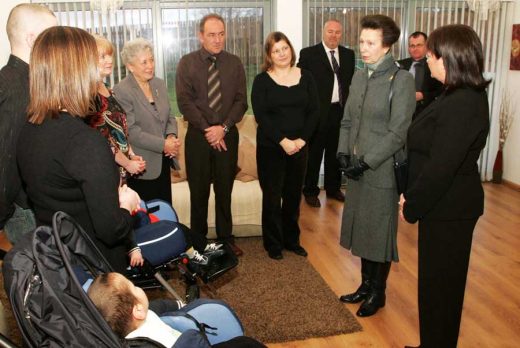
[
  {"xmin": 403, "ymin": 88, "xmax": 490, "ymax": 223},
  {"xmin": 0, "ymin": 55, "xmax": 31, "ymax": 227},
  {"xmin": 17, "ymin": 113, "xmax": 135, "ymax": 272},
  {"xmin": 398, "ymin": 57, "xmax": 444, "ymax": 116},
  {"xmin": 298, "ymin": 43, "xmax": 355, "ymax": 129}
]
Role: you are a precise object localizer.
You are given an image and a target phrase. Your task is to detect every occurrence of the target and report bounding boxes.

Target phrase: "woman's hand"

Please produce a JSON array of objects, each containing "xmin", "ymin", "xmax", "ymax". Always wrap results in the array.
[
  {"xmin": 129, "ymin": 248, "xmax": 144, "ymax": 267},
  {"xmin": 398, "ymin": 194, "xmax": 406, "ymax": 222},
  {"xmin": 279, "ymin": 138, "xmax": 299, "ymax": 155},
  {"xmin": 125, "ymin": 158, "xmax": 146, "ymax": 175},
  {"xmin": 294, "ymin": 138, "xmax": 306, "ymax": 150},
  {"xmin": 119, "ymin": 184, "xmax": 141, "ymax": 213},
  {"xmin": 164, "ymin": 136, "xmax": 180, "ymax": 157}
]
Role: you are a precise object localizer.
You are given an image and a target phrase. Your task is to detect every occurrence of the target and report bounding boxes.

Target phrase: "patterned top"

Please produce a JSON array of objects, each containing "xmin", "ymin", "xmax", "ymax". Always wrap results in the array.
[{"xmin": 88, "ymin": 91, "xmax": 130, "ymax": 177}]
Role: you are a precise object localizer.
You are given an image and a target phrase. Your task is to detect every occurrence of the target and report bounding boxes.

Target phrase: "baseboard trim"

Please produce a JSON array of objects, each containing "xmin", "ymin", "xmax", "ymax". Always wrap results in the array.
[{"xmin": 503, "ymin": 179, "xmax": 520, "ymax": 191}]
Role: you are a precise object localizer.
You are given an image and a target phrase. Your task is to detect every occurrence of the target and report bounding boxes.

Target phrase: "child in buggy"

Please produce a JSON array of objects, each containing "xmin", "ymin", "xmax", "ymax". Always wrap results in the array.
[{"xmin": 88, "ymin": 272, "xmax": 266, "ymax": 348}]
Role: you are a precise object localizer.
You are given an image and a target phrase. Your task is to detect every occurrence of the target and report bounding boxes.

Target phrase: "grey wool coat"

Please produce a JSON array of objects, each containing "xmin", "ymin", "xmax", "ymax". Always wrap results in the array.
[{"xmin": 337, "ymin": 54, "xmax": 415, "ymax": 262}]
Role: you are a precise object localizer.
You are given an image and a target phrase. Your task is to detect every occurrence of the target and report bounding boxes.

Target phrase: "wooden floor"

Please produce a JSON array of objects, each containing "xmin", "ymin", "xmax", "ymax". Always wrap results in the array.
[
  {"xmin": 268, "ymin": 183, "xmax": 520, "ymax": 348},
  {"xmin": 1, "ymin": 183, "xmax": 519, "ymax": 347}
]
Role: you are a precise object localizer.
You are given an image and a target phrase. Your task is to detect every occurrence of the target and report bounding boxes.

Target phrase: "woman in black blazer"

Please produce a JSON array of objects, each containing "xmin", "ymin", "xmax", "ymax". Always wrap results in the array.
[{"xmin": 401, "ymin": 25, "xmax": 490, "ymax": 348}]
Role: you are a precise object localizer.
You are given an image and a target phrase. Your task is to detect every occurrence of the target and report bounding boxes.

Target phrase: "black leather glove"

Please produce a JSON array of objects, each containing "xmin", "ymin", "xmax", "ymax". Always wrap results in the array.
[
  {"xmin": 337, "ymin": 153, "xmax": 351, "ymax": 174},
  {"xmin": 343, "ymin": 157, "xmax": 370, "ymax": 180}
]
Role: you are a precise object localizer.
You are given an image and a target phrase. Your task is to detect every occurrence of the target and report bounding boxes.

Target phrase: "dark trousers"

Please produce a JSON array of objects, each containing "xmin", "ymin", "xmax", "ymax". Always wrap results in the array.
[
  {"xmin": 127, "ymin": 155, "xmax": 172, "ymax": 205},
  {"xmin": 185, "ymin": 125, "xmax": 238, "ymax": 242},
  {"xmin": 303, "ymin": 103, "xmax": 343, "ymax": 197},
  {"xmin": 418, "ymin": 218, "xmax": 478, "ymax": 348},
  {"xmin": 257, "ymin": 144, "xmax": 308, "ymax": 252}
]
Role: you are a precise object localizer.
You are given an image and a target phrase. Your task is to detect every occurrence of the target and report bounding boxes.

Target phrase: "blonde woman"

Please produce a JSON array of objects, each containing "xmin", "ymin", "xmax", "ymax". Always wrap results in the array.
[{"xmin": 88, "ymin": 35, "xmax": 146, "ymax": 180}]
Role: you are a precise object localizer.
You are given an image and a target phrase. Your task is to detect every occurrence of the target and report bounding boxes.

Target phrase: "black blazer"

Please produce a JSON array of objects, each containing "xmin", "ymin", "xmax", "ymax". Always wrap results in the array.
[
  {"xmin": 398, "ymin": 57, "xmax": 443, "ymax": 116},
  {"xmin": 297, "ymin": 43, "xmax": 355, "ymax": 126},
  {"xmin": 403, "ymin": 88, "xmax": 489, "ymax": 223}
]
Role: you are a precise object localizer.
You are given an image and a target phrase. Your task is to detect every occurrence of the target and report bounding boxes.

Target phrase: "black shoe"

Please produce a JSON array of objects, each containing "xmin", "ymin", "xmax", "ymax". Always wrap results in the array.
[
  {"xmin": 304, "ymin": 195, "xmax": 321, "ymax": 207},
  {"xmin": 339, "ymin": 283, "xmax": 370, "ymax": 303},
  {"xmin": 356, "ymin": 261, "xmax": 391, "ymax": 317},
  {"xmin": 339, "ymin": 258, "xmax": 373, "ymax": 303},
  {"xmin": 286, "ymin": 245, "xmax": 308, "ymax": 257},
  {"xmin": 326, "ymin": 190, "xmax": 345, "ymax": 202},
  {"xmin": 356, "ymin": 292, "xmax": 386, "ymax": 317},
  {"xmin": 268, "ymin": 249, "xmax": 283, "ymax": 260}
]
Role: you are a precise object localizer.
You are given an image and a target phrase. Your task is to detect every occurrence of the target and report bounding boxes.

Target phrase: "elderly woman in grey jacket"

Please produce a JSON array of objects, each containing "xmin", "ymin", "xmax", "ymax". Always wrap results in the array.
[
  {"xmin": 337, "ymin": 15, "xmax": 415, "ymax": 317},
  {"xmin": 114, "ymin": 38, "xmax": 180, "ymax": 204}
]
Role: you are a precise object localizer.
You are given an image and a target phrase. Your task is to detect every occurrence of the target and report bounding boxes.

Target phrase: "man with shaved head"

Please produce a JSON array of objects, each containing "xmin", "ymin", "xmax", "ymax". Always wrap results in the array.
[
  {"xmin": 0, "ymin": 3, "xmax": 57, "ymax": 250},
  {"xmin": 298, "ymin": 19, "xmax": 355, "ymax": 208}
]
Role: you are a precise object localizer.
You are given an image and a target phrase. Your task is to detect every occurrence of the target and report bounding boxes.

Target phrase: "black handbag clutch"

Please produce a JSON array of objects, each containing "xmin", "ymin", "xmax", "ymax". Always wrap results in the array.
[{"xmin": 393, "ymin": 154, "xmax": 408, "ymax": 195}]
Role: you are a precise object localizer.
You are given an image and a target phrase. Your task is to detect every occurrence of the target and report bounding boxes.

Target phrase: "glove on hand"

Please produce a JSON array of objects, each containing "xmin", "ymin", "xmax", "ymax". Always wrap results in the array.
[
  {"xmin": 343, "ymin": 157, "xmax": 369, "ymax": 180},
  {"xmin": 337, "ymin": 153, "xmax": 351, "ymax": 174}
]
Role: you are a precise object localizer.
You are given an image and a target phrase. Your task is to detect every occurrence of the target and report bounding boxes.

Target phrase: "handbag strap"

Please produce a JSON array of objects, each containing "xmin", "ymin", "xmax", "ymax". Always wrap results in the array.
[{"xmin": 389, "ymin": 66, "xmax": 407, "ymax": 161}]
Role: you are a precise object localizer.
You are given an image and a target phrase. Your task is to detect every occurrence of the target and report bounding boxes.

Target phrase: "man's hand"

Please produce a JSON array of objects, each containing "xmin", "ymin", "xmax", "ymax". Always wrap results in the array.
[
  {"xmin": 415, "ymin": 91, "xmax": 424, "ymax": 101},
  {"xmin": 211, "ymin": 138, "xmax": 228, "ymax": 152},
  {"xmin": 205, "ymin": 125, "xmax": 225, "ymax": 146}
]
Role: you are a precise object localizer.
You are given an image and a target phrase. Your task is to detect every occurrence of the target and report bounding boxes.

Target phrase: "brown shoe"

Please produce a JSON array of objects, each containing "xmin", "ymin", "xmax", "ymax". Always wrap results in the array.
[
  {"xmin": 304, "ymin": 195, "xmax": 321, "ymax": 207},
  {"xmin": 228, "ymin": 242, "xmax": 244, "ymax": 257},
  {"xmin": 326, "ymin": 190, "xmax": 345, "ymax": 202}
]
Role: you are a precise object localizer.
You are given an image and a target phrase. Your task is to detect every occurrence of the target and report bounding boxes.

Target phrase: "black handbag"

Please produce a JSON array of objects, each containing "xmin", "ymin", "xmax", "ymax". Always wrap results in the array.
[
  {"xmin": 390, "ymin": 68, "xmax": 408, "ymax": 195},
  {"xmin": 393, "ymin": 149, "xmax": 408, "ymax": 195}
]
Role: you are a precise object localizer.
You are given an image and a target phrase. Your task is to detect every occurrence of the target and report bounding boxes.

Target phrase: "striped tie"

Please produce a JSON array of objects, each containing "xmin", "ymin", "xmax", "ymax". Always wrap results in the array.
[
  {"xmin": 208, "ymin": 56, "xmax": 222, "ymax": 113},
  {"xmin": 330, "ymin": 50, "xmax": 344, "ymax": 106}
]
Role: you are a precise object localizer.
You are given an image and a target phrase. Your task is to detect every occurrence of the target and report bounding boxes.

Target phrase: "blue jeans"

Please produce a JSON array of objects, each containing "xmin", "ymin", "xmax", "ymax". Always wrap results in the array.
[{"xmin": 4, "ymin": 204, "xmax": 36, "ymax": 244}]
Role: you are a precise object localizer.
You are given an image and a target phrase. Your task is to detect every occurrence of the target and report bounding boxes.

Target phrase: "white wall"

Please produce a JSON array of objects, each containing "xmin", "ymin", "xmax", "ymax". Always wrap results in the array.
[
  {"xmin": 274, "ymin": 0, "xmax": 303, "ymax": 55},
  {"xmin": 504, "ymin": 1, "xmax": 520, "ymax": 185}
]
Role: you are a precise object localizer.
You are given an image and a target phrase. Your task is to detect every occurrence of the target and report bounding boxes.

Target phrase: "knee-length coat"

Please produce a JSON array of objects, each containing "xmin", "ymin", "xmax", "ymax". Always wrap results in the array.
[{"xmin": 337, "ymin": 54, "xmax": 415, "ymax": 262}]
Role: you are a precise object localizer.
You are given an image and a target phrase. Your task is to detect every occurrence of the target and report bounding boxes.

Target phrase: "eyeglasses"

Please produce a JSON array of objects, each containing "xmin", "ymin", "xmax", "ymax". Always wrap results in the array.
[
  {"xmin": 271, "ymin": 46, "xmax": 290, "ymax": 56},
  {"xmin": 409, "ymin": 43, "xmax": 425, "ymax": 49}
]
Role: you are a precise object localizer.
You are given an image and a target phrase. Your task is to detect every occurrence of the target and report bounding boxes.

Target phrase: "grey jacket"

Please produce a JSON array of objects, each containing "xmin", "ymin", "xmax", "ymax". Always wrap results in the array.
[
  {"xmin": 114, "ymin": 74, "xmax": 178, "ymax": 180},
  {"xmin": 337, "ymin": 54, "xmax": 415, "ymax": 262}
]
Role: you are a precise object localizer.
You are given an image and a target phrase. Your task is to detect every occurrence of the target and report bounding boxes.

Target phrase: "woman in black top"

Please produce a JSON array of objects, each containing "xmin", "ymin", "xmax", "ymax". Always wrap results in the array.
[
  {"xmin": 251, "ymin": 31, "xmax": 319, "ymax": 260},
  {"xmin": 402, "ymin": 25, "xmax": 490, "ymax": 348},
  {"xmin": 17, "ymin": 26, "xmax": 141, "ymax": 273}
]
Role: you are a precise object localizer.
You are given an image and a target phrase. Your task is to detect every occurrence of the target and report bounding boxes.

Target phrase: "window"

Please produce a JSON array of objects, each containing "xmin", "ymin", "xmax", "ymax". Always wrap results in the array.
[{"xmin": 35, "ymin": 0, "xmax": 272, "ymax": 115}]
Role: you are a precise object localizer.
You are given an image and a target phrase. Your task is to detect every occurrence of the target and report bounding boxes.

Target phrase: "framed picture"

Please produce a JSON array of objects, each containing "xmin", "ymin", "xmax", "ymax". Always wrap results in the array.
[{"xmin": 511, "ymin": 24, "xmax": 520, "ymax": 70}]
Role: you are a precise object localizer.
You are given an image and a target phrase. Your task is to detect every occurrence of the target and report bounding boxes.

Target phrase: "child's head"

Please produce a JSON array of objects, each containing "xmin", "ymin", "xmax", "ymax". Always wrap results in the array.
[{"xmin": 87, "ymin": 272, "xmax": 149, "ymax": 338}]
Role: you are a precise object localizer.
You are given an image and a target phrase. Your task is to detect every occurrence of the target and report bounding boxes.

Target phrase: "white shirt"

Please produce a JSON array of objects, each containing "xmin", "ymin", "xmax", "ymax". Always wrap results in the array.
[
  {"xmin": 322, "ymin": 42, "xmax": 340, "ymax": 104},
  {"xmin": 126, "ymin": 310, "xmax": 182, "ymax": 348}
]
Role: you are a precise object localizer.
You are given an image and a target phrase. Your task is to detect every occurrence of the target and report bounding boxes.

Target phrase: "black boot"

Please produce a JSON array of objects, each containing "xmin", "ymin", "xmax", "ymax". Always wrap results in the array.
[
  {"xmin": 339, "ymin": 258, "xmax": 374, "ymax": 303},
  {"xmin": 356, "ymin": 261, "xmax": 391, "ymax": 317}
]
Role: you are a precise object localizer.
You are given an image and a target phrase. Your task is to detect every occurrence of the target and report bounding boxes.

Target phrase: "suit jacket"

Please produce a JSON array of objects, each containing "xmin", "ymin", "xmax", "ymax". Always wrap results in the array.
[
  {"xmin": 297, "ymin": 43, "xmax": 355, "ymax": 130},
  {"xmin": 403, "ymin": 88, "xmax": 489, "ymax": 223},
  {"xmin": 114, "ymin": 74, "xmax": 178, "ymax": 180},
  {"xmin": 398, "ymin": 57, "xmax": 444, "ymax": 116}
]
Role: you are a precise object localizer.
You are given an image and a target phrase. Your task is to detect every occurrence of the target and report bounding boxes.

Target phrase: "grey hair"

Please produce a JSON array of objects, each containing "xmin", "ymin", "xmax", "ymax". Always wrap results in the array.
[{"xmin": 121, "ymin": 38, "xmax": 154, "ymax": 65}]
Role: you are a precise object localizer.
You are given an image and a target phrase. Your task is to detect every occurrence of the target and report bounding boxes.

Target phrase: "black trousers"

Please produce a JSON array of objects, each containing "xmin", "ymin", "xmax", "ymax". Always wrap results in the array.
[
  {"xmin": 127, "ymin": 155, "xmax": 172, "ymax": 205},
  {"xmin": 418, "ymin": 218, "xmax": 478, "ymax": 348},
  {"xmin": 257, "ymin": 144, "xmax": 308, "ymax": 252},
  {"xmin": 185, "ymin": 125, "xmax": 238, "ymax": 242},
  {"xmin": 303, "ymin": 103, "xmax": 343, "ymax": 197}
]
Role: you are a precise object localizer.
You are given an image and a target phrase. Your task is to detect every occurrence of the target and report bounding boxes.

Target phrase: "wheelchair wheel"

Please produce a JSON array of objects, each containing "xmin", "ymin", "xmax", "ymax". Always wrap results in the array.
[{"xmin": 186, "ymin": 284, "xmax": 200, "ymax": 303}]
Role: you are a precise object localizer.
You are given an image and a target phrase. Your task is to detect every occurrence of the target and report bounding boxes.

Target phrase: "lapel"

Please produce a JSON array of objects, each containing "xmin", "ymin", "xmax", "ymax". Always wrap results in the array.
[
  {"xmin": 129, "ymin": 73, "xmax": 161, "ymax": 121},
  {"xmin": 316, "ymin": 44, "xmax": 334, "ymax": 74},
  {"xmin": 409, "ymin": 92, "xmax": 445, "ymax": 131}
]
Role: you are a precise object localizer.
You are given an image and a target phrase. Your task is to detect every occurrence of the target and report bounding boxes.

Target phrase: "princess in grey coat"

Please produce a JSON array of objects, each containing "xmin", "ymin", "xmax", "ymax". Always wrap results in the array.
[{"xmin": 337, "ymin": 15, "xmax": 415, "ymax": 317}]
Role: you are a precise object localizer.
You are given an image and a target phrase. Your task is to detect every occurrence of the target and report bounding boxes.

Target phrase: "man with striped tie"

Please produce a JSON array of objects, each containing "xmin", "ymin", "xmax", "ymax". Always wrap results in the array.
[{"xmin": 176, "ymin": 13, "xmax": 248, "ymax": 256}]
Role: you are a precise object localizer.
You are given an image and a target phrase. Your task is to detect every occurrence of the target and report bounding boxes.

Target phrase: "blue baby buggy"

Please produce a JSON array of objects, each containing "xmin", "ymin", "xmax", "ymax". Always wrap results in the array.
[{"xmin": 0, "ymin": 211, "xmax": 245, "ymax": 348}]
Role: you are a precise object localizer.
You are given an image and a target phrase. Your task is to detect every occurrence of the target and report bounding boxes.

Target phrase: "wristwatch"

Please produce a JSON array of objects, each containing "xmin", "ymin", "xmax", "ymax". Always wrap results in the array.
[{"xmin": 222, "ymin": 124, "xmax": 229, "ymax": 133}]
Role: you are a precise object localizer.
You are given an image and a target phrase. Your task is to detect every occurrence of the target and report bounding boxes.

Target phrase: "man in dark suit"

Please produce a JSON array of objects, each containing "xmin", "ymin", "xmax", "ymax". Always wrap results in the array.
[
  {"xmin": 298, "ymin": 19, "xmax": 355, "ymax": 207},
  {"xmin": 398, "ymin": 31, "xmax": 443, "ymax": 118}
]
